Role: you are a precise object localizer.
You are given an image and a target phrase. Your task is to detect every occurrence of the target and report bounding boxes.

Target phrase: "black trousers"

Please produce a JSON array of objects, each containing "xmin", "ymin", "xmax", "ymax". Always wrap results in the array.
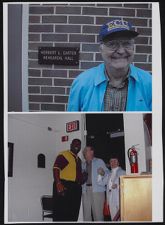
[{"xmin": 53, "ymin": 180, "xmax": 82, "ymax": 221}]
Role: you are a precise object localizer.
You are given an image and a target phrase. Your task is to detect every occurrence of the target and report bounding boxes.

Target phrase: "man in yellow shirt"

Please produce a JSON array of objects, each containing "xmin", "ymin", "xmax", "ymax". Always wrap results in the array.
[{"xmin": 52, "ymin": 139, "xmax": 87, "ymax": 221}]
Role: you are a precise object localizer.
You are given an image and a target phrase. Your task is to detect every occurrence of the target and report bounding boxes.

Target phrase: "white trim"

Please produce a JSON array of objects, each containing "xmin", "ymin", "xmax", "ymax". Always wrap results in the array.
[
  {"xmin": 152, "ymin": 2, "xmax": 163, "ymax": 222},
  {"xmin": 3, "ymin": 4, "xmax": 8, "ymax": 224},
  {"xmin": 22, "ymin": 5, "xmax": 29, "ymax": 111}
]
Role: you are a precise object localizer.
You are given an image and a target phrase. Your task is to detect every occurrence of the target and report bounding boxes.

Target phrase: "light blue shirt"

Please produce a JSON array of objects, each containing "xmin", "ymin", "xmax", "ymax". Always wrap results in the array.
[
  {"xmin": 82, "ymin": 157, "xmax": 109, "ymax": 193},
  {"xmin": 67, "ymin": 63, "xmax": 152, "ymax": 111}
]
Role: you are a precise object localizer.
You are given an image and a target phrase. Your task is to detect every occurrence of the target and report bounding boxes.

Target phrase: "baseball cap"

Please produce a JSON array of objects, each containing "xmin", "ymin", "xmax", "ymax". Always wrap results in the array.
[{"xmin": 99, "ymin": 19, "xmax": 139, "ymax": 42}]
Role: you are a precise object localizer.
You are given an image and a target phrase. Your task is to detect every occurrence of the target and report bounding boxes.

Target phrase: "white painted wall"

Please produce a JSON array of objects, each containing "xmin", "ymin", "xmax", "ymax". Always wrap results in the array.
[
  {"xmin": 123, "ymin": 113, "xmax": 147, "ymax": 174},
  {"xmin": 8, "ymin": 113, "xmax": 84, "ymax": 222}
]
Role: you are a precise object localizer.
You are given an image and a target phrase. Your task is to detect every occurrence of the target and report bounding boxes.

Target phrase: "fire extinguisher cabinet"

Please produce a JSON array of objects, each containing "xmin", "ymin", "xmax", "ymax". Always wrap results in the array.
[{"xmin": 120, "ymin": 175, "xmax": 152, "ymax": 221}]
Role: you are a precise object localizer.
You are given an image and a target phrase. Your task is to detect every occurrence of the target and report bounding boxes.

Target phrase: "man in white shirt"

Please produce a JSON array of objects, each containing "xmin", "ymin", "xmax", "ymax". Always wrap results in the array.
[{"xmin": 98, "ymin": 157, "xmax": 126, "ymax": 221}]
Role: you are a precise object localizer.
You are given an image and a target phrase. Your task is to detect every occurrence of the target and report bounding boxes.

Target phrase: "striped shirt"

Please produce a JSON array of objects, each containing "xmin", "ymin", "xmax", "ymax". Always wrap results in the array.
[{"xmin": 104, "ymin": 73, "xmax": 129, "ymax": 111}]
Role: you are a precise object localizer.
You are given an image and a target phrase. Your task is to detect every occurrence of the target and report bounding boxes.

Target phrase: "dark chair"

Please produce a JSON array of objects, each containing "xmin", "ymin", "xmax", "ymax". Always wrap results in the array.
[{"xmin": 41, "ymin": 195, "xmax": 54, "ymax": 221}]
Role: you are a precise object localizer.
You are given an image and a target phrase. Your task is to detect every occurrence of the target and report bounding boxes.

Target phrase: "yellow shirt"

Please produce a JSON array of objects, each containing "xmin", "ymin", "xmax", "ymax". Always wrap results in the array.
[{"xmin": 54, "ymin": 150, "xmax": 81, "ymax": 182}]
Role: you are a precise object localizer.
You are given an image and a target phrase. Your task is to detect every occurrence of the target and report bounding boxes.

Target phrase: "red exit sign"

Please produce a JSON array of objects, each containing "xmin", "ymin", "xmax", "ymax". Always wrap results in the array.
[{"xmin": 66, "ymin": 120, "xmax": 79, "ymax": 132}]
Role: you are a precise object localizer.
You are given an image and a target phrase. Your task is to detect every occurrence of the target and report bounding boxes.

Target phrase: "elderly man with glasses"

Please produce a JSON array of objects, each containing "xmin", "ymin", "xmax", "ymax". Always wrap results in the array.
[{"xmin": 67, "ymin": 19, "xmax": 152, "ymax": 111}]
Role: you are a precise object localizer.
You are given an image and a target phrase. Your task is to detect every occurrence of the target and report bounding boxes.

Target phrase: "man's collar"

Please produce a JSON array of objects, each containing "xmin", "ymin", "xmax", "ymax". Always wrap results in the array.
[
  {"xmin": 105, "ymin": 68, "xmax": 129, "ymax": 89},
  {"xmin": 69, "ymin": 150, "xmax": 78, "ymax": 158},
  {"xmin": 94, "ymin": 63, "xmax": 139, "ymax": 86},
  {"xmin": 94, "ymin": 63, "xmax": 107, "ymax": 86},
  {"xmin": 86, "ymin": 157, "xmax": 96, "ymax": 163},
  {"xmin": 111, "ymin": 166, "xmax": 119, "ymax": 171},
  {"xmin": 129, "ymin": 64, "xmax": 139, "ymax": 82}
]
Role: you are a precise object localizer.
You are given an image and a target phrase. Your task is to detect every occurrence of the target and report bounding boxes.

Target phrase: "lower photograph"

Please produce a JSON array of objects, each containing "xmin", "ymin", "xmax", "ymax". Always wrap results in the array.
[{"xmin": 7, "ymin": 113, "xmax": 152, "ymax": 222}]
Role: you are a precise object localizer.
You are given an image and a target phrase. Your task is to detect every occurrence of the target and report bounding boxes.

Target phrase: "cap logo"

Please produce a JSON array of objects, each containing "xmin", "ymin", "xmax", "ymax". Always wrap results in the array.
[{"xmin": 107, "ymin": 20, "xmax": 129, "ymax": 31}]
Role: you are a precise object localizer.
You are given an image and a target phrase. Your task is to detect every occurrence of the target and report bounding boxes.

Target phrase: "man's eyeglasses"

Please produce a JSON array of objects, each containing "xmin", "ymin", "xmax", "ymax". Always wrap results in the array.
[{"xmin": 103, "ymin": 40, "xmax": 134, "ymax": 50}]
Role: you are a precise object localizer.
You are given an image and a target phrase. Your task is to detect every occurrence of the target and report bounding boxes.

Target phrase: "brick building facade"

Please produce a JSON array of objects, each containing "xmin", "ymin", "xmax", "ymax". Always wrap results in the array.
[{"xmin": 28, "ymin": 3, "xmax": 152, "ymax": 111}]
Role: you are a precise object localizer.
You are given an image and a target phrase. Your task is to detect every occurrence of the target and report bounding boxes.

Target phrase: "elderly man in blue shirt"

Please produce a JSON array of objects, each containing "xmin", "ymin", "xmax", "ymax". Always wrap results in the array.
[
  {"xmin": 67, "ymin": 19, "xmax": 152, "ymax": 111},
  {"xmin": 82, "ymin": 146, "xmax": 109, "ymax": 221}
]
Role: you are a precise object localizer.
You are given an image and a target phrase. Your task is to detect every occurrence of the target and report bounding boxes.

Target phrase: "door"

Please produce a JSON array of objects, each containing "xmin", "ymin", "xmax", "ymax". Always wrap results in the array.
[{"xmin": 86, "ymin": 114, "xmax": 126, "ymax": 169}]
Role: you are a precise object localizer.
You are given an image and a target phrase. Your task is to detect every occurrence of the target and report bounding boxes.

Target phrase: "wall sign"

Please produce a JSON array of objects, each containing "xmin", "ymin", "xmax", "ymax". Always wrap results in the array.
[
  {"xmin": 66, "ymin": 120, "xmax": 79, "ymax": 133},
  {"xmin": 61, "ymin": 136, "xmax": 69, "ymax": 142},
  {"xmin": 38, "ymin": 47, "xmax": 79, "ymax": 65}
]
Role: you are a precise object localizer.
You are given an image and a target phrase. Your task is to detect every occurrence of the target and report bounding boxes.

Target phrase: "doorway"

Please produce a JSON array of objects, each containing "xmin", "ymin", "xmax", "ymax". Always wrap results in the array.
[{"xmin": 86, "ymin": 114, "xmax": 125, "ymax": 170}]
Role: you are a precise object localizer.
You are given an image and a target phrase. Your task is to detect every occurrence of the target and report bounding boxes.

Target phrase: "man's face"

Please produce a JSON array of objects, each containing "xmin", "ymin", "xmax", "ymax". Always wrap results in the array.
[
  {"xmin": 109, "ymin": 158, "xmax": 119, "ymax": 169},
  {"xmin": 70, "ymin": 139, "xmax": 81, "ymax": 155},
  {"xmin": 84, "ymin": 147, "xmax": 94, "ymax": 161},
  {"xmin": 100, "ymin": 36, "xmax": 134, "ymax": 71}
]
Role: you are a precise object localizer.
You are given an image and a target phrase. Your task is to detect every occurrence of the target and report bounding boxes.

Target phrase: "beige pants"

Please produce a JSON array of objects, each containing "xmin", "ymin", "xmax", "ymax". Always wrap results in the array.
[{"xmin": 82, "ymin": 186, "xmax": 105, "ymax": 221}]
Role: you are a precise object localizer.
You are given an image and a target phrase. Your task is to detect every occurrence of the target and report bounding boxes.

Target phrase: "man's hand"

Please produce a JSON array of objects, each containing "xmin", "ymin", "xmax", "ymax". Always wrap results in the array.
[
  {"xmin": 56, "ymin": 182, "xmax": 66, "ymax": 195},
  {"xmin": 97, "ymin": 167, "xmax": 105, "ymax": 176},
  {"xmin": 54, "ymin": 167, "xmax": 67, "ymax": 195}
]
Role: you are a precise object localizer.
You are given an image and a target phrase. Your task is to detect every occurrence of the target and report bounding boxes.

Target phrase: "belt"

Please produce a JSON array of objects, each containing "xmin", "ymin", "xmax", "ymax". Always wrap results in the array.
[
  {"xmin": 86, "ymin": 184, "xmax": 92, "ymax": 186},
  {"xmin": 60, "ymin": 179, "xmax": 80, "ymax": 185}
]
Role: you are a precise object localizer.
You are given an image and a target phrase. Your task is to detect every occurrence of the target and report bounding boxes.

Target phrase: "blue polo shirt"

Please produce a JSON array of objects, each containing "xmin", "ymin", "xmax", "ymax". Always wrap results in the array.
[
  {"xmin": 82, "ymin": 157, "xmax": 109, "ymax": 193},
  {"xmin": 67, "ymin": 63, "xmax": 152, "ymax": 111}
]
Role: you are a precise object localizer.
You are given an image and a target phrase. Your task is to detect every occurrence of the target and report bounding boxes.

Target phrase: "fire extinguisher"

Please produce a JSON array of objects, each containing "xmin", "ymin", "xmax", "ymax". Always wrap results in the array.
[{"xmin": 127, "ymin": 145, "xmax": 139, "ymax": 173}]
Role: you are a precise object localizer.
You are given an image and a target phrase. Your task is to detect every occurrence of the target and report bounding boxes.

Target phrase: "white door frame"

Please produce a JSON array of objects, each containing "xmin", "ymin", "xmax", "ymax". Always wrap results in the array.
[{"xmin": 22, "ymin": 4, "xmax": 29, "ymax": 111}]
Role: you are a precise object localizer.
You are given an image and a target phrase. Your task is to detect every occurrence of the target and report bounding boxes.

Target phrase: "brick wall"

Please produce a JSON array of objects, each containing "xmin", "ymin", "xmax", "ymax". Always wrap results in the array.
[{"xmin": 28, "ymin": 3, "xmax": 152, "ymax": 111}]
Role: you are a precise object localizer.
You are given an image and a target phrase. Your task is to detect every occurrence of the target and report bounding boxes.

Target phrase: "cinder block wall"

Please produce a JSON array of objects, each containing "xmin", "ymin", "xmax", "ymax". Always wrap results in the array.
[{"xmin": 28, "ymin": 3, "xmax": 152, "ymax": 111}]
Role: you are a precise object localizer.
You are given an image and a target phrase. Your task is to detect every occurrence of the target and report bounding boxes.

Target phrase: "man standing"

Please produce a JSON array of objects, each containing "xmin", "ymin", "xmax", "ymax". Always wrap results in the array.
[
  {"xmin": 67, "ymin": 19, "xmax": 152, "ymax": 111},
  {"xmin": 82, "ymin": 146, "xmax": 109, "ymax": 221},
  {"xmin": 98, "ymin": 156, "xmax": 126, "ymax": 221},
  {"xmin": 52, "ymin": 139, "xmax": 85, "ymax": 221}
]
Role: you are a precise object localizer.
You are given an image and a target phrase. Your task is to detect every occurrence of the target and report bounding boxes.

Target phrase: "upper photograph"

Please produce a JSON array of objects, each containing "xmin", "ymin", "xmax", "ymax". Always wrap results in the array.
[{"xmin": 6, "ymin": 3, "xmax": 152, "ymax": 112}]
